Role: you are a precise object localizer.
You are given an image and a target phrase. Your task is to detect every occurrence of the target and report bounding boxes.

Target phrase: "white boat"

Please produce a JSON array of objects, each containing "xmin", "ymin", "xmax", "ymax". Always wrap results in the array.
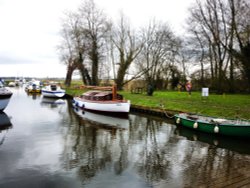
[
  {"xmin": 72, "ymin": 85, "xmax": 130, "ymax": 114},
  {"xmin": 0, "ymin": 80, "xmax": 12, "ymax": 111},
  {"xmin": 73, "ymin": 108, "xmax": 129, "ymax": 129},
  {"xmin": 8, "ymin": 82, "xmax": 15, "ymax": 87},
  {"xmin": 41, "ymin": 84, "xmax": 65, "ymax": 98}
]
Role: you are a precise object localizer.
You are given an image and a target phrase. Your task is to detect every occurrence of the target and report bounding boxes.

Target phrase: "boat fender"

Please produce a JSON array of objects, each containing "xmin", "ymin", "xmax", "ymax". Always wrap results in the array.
[
  {"xmin": 76, "ymin": 102, "xmax": 79, "ymax": 107},
  {"xmin": 214, "ymin": 125, "xmax": 219, "ymax": 133},
  {"xmin": 193, "ymin": 122, "xmax": 198, "ymax": 129},
  {"xmin": 176, "ymin": 118, "xmax": 180, "ymax": 124},
  {"xmin": 82, "ymin": 104, "xmax": 85, "ymax": 109},
  {"xmin": 72, "ymin": 99, "xmax": 75, "ymax": 104}
]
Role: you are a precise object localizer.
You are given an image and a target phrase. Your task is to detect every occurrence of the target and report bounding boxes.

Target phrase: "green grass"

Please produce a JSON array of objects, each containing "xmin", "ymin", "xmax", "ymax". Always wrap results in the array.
[
  {"xmin": 66, "ymin": 86, "xmax": 250, "ymax": 120},
  {"xmin": 121, "ymin": 91, "xmax": 250, "ymax": 119}
]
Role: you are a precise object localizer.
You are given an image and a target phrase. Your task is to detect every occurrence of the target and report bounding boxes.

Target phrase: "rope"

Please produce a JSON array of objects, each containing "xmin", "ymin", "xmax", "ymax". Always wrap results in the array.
[
  {"xmin": 163, "ymin": 111, "xmax": 175, "ymax": 119},
  {"xmin": 159, "ymin": 103, "xmax": 175, "ymax": 119}
]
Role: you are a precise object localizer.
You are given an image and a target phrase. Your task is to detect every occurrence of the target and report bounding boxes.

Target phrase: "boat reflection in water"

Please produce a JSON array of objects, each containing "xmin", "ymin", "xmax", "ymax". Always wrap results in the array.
[
  {"xmin": 73, "ymin": 107, "xmax": 129, "ymax": 130},
  {"xmin": 0, "ymin": 112, "xmax": 12, "ymax": 146},
  {"xmin": 26, "ymin": 92, "xmax": 41, "ymax": 100},
  {"xmin": 40, "ymin": 97, "xmax": 66, "ymax": 108},
  {"xmin": 175, "ymin": 125, "xmax": 250, "ymax": 154}
]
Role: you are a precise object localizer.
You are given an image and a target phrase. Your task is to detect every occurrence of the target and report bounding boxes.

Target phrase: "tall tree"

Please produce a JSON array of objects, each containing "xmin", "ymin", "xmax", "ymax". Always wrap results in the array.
[
  {"xmin": 228, "ymin": 0, "xmax": 250, "ymax": 91},
  {"xmin": 78, "ymin": 0, "xmax": 110, "ymax": 86},
  {"xmin": 137, "ymin": 20, "xmax": 178, "ymax": 93},
  {"xmin": 58, "ymin": 12, "xmax": 88, "ymax": 86},
  {"xmin": 187, "ymin": 0, "xmax": 232, "ymax": 93},
  {"xmin": 111, "ymin": 14, "xmax": 142, "ymax": 90}
]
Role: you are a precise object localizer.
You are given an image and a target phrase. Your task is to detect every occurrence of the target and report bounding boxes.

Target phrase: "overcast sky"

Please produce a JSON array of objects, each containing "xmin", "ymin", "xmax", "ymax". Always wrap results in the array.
[{"xmin": 0, "ymin": 0, "xmax": 194, "ymax": 78}]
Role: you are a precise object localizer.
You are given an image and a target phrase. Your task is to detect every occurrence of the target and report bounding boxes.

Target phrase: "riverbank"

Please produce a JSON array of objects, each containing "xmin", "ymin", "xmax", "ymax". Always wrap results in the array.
[{"xmin": 65, "ymin": 88, "xmax": 250, "ymax": 120}]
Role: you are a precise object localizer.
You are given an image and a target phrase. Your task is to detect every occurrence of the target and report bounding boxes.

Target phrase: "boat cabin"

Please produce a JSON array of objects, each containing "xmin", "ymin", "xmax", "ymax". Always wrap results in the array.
[
  {"xmin": 81, "ymin": 91, "xmax": 123, "ymax": 101},
  {"xmin": 50, "ymin": 85, "xmax": 57, "ymax": 91}
]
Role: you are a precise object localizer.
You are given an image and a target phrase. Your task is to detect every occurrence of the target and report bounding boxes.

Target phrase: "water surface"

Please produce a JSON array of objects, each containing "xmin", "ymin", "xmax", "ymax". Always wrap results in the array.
[{"xmin": 1, "ymin": 87, "xmax": 249, "ymax": 188}]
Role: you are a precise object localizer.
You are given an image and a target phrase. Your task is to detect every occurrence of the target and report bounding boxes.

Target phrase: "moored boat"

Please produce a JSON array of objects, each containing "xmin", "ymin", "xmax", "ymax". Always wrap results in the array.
[
  {"xmin": 72, "ymin": 85, "xmax": 130, "ymax": 115},
  {"xmin": 174, "ymin": 113, "xmax": 250, "ymax": 138},
  {"xmin": 41, "ymin": 84, "xmax": 65, "ymax": 98},
  {"xmin": 0, "ymin": 112, "xmax": 12, "ymax": 130},
  {"xmin": 0, "ymin": 112, "xmax": 12, "ymax": 146},
  {"xmin": 0, "ymin": 80, "xmax": 12, "ymax": 111},
  {"xmin": 8, "ymin": 82, "xmax": 15, "ymax": 87},
  {"xmin": 26, "ymin": 80, "xmax": 41, "ymax": 93}
]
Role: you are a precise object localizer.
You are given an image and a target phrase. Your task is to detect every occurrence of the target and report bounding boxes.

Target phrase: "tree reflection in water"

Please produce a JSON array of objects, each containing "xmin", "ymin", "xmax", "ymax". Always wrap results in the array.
[{"xmin": 60, "ymin": 103, "xmax": 250, "ymax": 187}]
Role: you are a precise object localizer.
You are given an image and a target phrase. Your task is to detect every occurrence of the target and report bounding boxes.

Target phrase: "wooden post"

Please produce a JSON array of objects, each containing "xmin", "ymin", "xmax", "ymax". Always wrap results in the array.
[{"xmin": 112, "ymin": 85, "xmax": 117, "ymax": 100}]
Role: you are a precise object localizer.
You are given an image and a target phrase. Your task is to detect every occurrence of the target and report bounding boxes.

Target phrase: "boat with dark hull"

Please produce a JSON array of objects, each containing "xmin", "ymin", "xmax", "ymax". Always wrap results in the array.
[
  {"xmin": 0, "ymin": 112, "xmax": 12, "ymax": 146},
  {"xmin": 175, "ymin": 113, "xmax": 250, "ymax": 138},
  {"xmin": 0, "ymin": 81, "xmax": 12, "ymax": 111},
  {"xmin": 0, "ymin": 112, "xmax": 12, "ymax": 130}
]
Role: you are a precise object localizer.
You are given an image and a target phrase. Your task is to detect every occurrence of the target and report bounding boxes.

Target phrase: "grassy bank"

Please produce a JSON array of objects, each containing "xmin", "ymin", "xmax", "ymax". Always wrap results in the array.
[{"xmin": 66, "ymin": 87, "xmax": 250, "ymax": 120}]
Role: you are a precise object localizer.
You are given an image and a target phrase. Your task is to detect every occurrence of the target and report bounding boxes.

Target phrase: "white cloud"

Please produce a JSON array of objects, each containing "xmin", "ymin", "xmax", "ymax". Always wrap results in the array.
[{"xmin": 0, "ymin": 0, "xmax": 194, "ymax": 78}]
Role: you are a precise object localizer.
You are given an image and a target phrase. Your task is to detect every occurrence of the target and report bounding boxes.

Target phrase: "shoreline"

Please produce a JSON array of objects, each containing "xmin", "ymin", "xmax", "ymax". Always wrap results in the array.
[{"xmin": 130, "ymin": 104, "xmax": 179, "ymax": 118}]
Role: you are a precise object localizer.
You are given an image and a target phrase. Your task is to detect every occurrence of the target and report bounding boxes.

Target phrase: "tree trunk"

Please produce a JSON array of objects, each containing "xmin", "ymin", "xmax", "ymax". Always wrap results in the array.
[
  {"xmin": 116, "ymin": 66, "xmax": 126, "ymax": 90},
  {"xmin": 64, "ymin": 66, "xmax": 75, "ymax": 87},
  {"xmin": 229, "ymin": 56, "xmax": 235, "ymax": 93},
  {"xmin": 78, "ymin": 63, "xmax": 91, "ymax": 85},
  {"xmin": 241, "ymin": 43, "xmax": 250, "ymax": 92},
  {"xmin": 90, "ymin": 40, "xmax": 99, "ymax": 86}
]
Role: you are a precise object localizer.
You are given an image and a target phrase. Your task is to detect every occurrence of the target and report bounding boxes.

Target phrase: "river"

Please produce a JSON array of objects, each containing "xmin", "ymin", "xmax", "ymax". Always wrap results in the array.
[{"xmin": 0, "ymin": 86, "xmax": 250, "ymax": 188}]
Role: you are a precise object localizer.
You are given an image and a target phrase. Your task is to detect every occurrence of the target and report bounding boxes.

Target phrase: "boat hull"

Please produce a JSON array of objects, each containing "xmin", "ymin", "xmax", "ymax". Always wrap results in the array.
[
  {"xmin": 175, "ymin": 113, "xmax": 250, "ymax": 138},
  {"xmin": 27, "ymin": 88, "xmax": 41, "ymax": 93},
  {"xmin": 0, "ymin": 112, "xmax": 12, "ymax": 129},
  {"xmin": 73, "ymin": 97, "xmax": 130, "ymax": 114},
  {"xmin": 0, "ymin": 93, "xmax": 12, "ymax": 111},
  {"xmin": 41, "ymin": 90, "xmax": 65, "ymax": 98}
]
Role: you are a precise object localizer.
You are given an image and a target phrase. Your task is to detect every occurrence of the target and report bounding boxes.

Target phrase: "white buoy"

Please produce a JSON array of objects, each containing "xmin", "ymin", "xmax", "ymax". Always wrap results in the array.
[
  {"xmin": 193, "ymin": 122, "xmax": 198, "ymax": 129},
  {"xmin": 176, "ymin": 118, "xmax": 180, "ymax": 124},
  {"xmin": 214, "ymin": 126, "xmax": 219, "ymax": 133}
]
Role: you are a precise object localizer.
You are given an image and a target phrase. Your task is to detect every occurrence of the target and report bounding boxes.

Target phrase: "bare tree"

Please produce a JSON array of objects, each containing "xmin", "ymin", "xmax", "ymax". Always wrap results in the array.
[
  {"xmin": 185, "ymin": 24, "xmax": 211, "ymax": 87},
  {"xmin": 58, "ymin": 11, "xmax": 88, "ymax": 86},
  {"xmin": 137, "ymin": 20, "xmax": 179, "ymax": 94},
  {"xmin": 227, "ymin": 0, "xmax": 250, "ymax": 92},
  {"xmin": 78, "ymin": 0, "xmax": 111, "ymax": 86},
  {"xmin": 187, "ymin": 0, "xmax": 234, "ymax": 93},
  {"xmin": 111, "ymin": 13, "xmax": 143, "ymax": 90}
]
